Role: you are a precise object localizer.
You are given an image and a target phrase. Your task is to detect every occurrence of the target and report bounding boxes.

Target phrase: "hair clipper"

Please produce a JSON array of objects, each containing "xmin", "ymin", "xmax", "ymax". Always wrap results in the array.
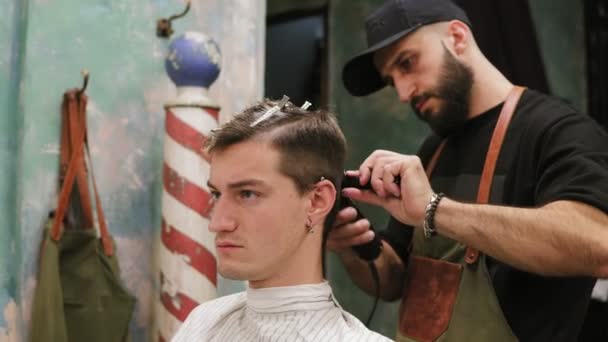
[{"xmin": 339, "ymin": 174, "xmax": 384, "ymax": 262}]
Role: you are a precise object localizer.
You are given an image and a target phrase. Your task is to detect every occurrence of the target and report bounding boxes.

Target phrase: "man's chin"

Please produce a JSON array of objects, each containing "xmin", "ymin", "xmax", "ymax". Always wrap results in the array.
[{"xmin": 218, "ymin": 265, "xmax": 249, "ymax": 281}]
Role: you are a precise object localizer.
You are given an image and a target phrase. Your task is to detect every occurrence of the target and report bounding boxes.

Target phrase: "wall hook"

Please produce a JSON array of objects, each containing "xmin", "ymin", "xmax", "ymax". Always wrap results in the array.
[
  {"xmin": 156, "ymin": 0, "xmax": 191, "ymax": 38},
  {"xmin": 79, "ymin": 69, "xmax": 90, "ymax": 94}
]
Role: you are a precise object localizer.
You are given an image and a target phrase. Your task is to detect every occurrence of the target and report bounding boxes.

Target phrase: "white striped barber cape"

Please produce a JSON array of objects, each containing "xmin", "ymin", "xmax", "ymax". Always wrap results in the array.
[{"xmin": 172, "ymin": 281, "xmax": 393, "ymax": 341}]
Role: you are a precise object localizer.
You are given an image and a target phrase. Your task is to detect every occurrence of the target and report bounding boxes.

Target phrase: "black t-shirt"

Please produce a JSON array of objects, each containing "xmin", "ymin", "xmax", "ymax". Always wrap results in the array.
[{"xmin": 381, "ymin": 89, "xmax": 608, "ymax": 342}]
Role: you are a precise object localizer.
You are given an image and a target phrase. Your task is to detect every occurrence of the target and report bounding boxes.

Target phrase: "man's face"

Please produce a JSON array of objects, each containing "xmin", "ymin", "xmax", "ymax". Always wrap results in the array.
[
  {"xmin": 207, "ymin": 140, "xmax": 312, "ymax": 288},
  {"xmin": 412, "ymin": 45, "xmax": 473, "ymax": 136},
  {"xmin": 375, "ymin": 26, "xmax": 474, "ymax": 136}
]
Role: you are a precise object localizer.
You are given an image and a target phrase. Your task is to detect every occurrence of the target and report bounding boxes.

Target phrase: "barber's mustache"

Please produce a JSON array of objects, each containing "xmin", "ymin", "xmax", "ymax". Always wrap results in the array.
[
  {"xmin": 413, "ymin": 90, "xmax": 442, "ymax": 104},
  {"xmin": 411, "ymin": 92, "xmax": 439, "ymax": 114}
]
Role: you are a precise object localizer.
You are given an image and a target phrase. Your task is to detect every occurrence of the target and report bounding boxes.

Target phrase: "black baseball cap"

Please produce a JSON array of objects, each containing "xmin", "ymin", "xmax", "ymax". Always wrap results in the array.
[{"xmin": 342, "ymin": 0, "xmax": 471, "ymax": 97}]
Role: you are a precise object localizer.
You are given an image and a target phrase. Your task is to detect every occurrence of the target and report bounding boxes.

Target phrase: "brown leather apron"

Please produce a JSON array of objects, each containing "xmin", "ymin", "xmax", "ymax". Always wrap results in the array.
[{"xmin": 396, "ymin": 86, "xmax": 526, "ymax": 342}]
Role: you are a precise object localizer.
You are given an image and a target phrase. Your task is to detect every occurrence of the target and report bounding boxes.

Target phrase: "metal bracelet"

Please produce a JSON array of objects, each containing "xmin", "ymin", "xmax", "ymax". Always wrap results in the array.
[{"xmin": 423, "ymin": 192, "xmax": 445, "ymax": 238}]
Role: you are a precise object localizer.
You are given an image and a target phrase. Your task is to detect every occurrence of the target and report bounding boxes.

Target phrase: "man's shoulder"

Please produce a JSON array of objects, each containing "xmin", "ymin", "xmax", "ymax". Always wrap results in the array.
[
  {"xmin": 514, "ymin": 89, "xmax": 606, "ymax": 142},
  {"xmin": 189, "ymin": 291, "xmax": 246, "ymax": 317},
  {"xmin": 516, "ymin": 89, "xmax": 581, "ymax": 127},
  {"xmin": 172, "ymin": 292, "xmax": 246, "ymax": 341},
  {"xmin": 182, "ymin": 292, "xmax": 246, "ymax": 328},
  {"xmin": 340, "ymin": 310, "xmax": 395, "ymax": 341}
]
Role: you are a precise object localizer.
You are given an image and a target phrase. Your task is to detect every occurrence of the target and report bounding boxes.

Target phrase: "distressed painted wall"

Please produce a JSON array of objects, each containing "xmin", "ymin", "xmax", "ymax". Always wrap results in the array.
[
  {"xmin": 0, "ymin": 0, "xmax": 264, "ymax": 341},
  {"xmin": 1, "ymin": 1, "xmax": 28, "ymax": 340},
  {"xmin": 327, "ymin": 0, "xmax": 585, "ymax": 338},
  {"xmin": 0, "ymin": 0, "xmax": 586, "ymax": 340}
]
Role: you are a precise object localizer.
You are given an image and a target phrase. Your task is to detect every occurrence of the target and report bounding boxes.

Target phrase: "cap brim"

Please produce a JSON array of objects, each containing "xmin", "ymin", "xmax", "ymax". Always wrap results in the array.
[{"xmin": 342, "ymin": 24, "xmax": 422, "ymax": 97}]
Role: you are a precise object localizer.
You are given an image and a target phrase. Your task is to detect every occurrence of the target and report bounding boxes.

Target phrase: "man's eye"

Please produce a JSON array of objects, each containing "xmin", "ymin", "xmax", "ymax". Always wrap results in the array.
[
  {"xmin": 210, "ymin": 191, "xmax": 220, "ymax": 201},
  {"xmin": 399, "ymin": 57, "xmax": 414, "ymax": 71},
  {"xmin": 239, "ymin": 190, "xmax": 258, "ymax": 200}
]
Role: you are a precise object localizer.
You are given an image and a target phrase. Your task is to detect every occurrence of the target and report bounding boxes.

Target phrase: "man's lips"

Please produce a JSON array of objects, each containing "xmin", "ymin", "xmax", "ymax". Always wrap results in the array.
[
  {"xmin": 216, "ymin": 240, "xmax": 243, "ymax": 249},
  {"xmin": 415, "ymin": 97, "xmax": 428, "ymax": 112}
]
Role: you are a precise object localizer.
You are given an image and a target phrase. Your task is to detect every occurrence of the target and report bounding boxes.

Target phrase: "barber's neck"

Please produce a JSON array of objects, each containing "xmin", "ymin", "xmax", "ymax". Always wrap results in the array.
[{"xmin": 467, "ymin": 53, "xmax": 514, "ymax": 119}]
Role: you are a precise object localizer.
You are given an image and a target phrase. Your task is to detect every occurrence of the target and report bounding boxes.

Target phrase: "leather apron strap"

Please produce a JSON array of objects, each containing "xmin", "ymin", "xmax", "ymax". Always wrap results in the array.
[
  {"xmin": 425, "ymin": 86, "xmax": 526, "ymax": 264},
  {"xmin": 60, "ymin": 90, "xmax": 95, "ymax": 228},
  {"xmin": 52, "ymin": 89, "xmax": 114, "ymax": 256}
]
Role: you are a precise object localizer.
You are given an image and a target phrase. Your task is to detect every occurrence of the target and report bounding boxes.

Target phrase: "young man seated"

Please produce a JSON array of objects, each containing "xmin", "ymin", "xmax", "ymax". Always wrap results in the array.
[{"xmin": 172, "ymin": 98, "xmax": 392, "ymax": 341}]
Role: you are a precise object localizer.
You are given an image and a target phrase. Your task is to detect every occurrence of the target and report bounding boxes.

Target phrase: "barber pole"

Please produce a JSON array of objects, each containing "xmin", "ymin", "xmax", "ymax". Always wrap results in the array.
[{"xmin": 157, "ymin": 31, "xmax": 221, "ymax": 341}]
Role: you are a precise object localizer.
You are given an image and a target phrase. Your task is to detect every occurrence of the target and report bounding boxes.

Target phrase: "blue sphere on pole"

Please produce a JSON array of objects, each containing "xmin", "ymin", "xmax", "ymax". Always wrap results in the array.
[{"xmin": 165, "ymin": 31, "xmax": 221, "ymax": 88}]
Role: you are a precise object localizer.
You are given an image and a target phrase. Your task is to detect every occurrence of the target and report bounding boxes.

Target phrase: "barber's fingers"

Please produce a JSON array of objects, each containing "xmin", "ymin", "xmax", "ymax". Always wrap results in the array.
[
  {"xmin": 331, "ymin": 207, "xmax": 372, "ymax": 240},
  {"xmin": 387, "ymin": 155, "xmax": 431, "ymax": 224},
  {"xmin": 343, "ymin": 170, "xmax": 362, "ymax": 187},
  {"xmin": 326, "ymin": 221, "xmax": 375, "ymax": 251},
  {"xmin": 327, "ymin": 230, "xmax": 375, "ymax": 251},
  {"xmin": 344, "ymin": 170, "xmax": 360, "ymax": 177},
  {"xmin": 343, "ymin": 183, "xmax": 410, "ymax": 224},
  {"xmin": 327, "ymin": 207, "xmax": 375, "ymax": 251},
  {"xmin": 333, "ymin": 206, "xmax": 358, "ymax": 227},
  {"xmin": 383, "ymin": 162, "xmax": 402, "ymax": 198},
  {"xmin": 342, "ymin": 187, "xmax": 393, "ymax": 209},
  {"xmin": 359, "ymin": 150, "xmax": 403, "ymax": 186},
  {"xmin": 373, "ymin": 157, "xmax": 411, "ymax": 196},
  {"xmin": 369, "ymin": 155, "xmax": 406, "ymax": 196},
  {"xmin": 370, "ymin": 158, "xmax": 392, "ymax": 197},
  {"xmin": 329, "ymin": 217, "xmax": 371, "ymax": 240},
  {"xmin": 345, "ymin": 156, "xmax": 433, "ymax": 226}
]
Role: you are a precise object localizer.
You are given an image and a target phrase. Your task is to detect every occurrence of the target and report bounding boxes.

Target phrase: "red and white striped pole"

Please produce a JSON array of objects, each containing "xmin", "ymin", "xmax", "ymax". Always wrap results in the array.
[{"xmin": 157, "ymin": 32, "xmax": 221, "ymax": 341}]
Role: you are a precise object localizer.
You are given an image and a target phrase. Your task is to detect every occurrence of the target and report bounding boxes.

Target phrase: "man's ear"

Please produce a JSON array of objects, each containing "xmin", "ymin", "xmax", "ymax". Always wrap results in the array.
[
  {"xmin": 445, "ymin": 20, "xmax": 471, "ymax": 55},
  {"xmin": 307, "ymin": 179, "xmax": 337, "ymax": 227}
]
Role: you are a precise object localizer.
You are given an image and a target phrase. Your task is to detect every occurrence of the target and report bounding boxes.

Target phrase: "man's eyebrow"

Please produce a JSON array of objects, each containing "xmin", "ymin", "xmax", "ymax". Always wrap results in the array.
[
  {"xmin": 388, "ymin": 50, "xmax": 412, "ymax": 71},
  {"xmin": 206, "ymin": 179, "xmax": 266, "ymax": 190},
  {"xmin": 379, "ymin": 49, "xmax": 411, "ymax": 85},
  {"xmin": 227, "ymin": 179, "xmax": 266, "ymax": 189}
]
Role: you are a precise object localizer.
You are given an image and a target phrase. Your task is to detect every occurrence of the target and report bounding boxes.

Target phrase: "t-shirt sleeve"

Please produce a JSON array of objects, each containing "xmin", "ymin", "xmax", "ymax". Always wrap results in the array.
[
  {"xmin": 378, "ymin": 217, "xmax": 415, "ymax": 264},
  {"xmin": 533, "ymin": 112, "xmax": 608, "ymax": 213}
]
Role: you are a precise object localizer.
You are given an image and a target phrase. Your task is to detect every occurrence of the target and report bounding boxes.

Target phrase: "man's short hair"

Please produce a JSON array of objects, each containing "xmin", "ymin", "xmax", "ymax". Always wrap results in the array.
[{"xmin": 206, "ymin": 97, "xmax": 347, "ymax": 196}]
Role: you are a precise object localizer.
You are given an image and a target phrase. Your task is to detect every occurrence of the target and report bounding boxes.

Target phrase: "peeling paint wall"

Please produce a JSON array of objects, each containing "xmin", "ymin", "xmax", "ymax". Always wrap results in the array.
[
  {"xmin": 1, "ymin": 0, "xmax": 587, "ymax": 340},
  {"xmin": 0, "ymin": 0, "xmax": 27, "ymax": 340},
  {"xmin": 0, "ymin": 0, "xmax": 265, "ymax": 341}
]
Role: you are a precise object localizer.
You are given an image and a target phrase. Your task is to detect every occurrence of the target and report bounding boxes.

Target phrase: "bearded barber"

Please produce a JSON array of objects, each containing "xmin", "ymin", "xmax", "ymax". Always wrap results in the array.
[{"xmin": 327, "ymin": 0, "xmax": 608, "ymax": 341}]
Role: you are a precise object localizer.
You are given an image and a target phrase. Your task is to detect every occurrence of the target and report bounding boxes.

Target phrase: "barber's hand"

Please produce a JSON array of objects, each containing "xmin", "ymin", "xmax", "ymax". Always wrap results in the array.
[
  {"xmin": 343, "ymin": 150, "xmax": 432, "ymax": 227},
  {"xmin": 326, "ymin": 206, "xmax": 375, "ymax": 255}
]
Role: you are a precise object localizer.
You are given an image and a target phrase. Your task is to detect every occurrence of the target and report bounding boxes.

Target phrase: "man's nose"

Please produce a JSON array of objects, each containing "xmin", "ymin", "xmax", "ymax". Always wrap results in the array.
[
  {"xmin": 208, "ymin": 200, "xmax": 237, "ymax": 232},
  {"xmin": 394, "ymin": 77, "xmax": 416, "ymax": 103}
]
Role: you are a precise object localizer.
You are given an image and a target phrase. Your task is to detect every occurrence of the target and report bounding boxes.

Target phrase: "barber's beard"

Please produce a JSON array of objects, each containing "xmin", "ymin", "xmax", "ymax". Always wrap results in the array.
[{"xmin": 411, "ymin": 46, "xmax": 474, "ymax": 137}]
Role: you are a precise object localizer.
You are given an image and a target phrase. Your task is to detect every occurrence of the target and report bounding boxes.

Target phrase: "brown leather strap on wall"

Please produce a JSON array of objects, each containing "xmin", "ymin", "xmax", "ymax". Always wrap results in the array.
[
  {"xmin": 60, "ymin": 91, "xmax": 94, "ymax": 228},
  {"xmin": 52, "ymin": 91, "xmax": 87, "ymax": 241},
  {"xmin": 426, "ymin": 86, "xmax": 526, "ymax": 264},
  {"xmin": 52, "ymin": 105, "xmax": 87, "ymax": 242},
  {"xmin": 86, "ymin": 137, "xmax": 113, "ymax": 256},
  {"xmin": 59, "ymin": 100, "xmax": 70, "ymax": 182},
  {"xmin": 51, "ymin": 88, "xmax": 113, "ymax": 256},
  {"xmin": 73, "ymin": 93, "xmax": 94, "ymax": 228}
]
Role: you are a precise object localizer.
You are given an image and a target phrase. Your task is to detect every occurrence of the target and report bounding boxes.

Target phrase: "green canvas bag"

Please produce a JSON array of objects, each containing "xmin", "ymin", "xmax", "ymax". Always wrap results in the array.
[{"xmin": 30, "ymin": 87, "xmax": 135, "ymax": 342}]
